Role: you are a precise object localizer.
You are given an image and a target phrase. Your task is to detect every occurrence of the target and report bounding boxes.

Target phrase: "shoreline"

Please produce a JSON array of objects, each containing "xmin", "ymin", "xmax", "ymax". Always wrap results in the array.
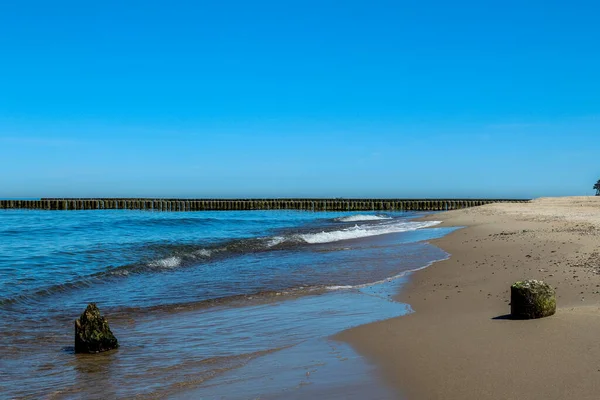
[
  {"xmin": 337, "ymin": 197, "xmax": 600, "ymax": 399},
  {"xmin": 174, "ymin": 225, "xmax": 455, "ymax": 399}
]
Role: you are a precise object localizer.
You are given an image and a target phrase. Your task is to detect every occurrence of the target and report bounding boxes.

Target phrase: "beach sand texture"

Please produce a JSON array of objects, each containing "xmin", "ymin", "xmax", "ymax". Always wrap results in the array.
[{"xmin": 338, "ymin": 196, "xmax": 600, "ymax": 400}]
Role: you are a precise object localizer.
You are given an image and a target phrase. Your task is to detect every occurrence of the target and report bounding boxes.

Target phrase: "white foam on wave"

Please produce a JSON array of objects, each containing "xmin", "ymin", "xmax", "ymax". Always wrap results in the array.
[
  {"xmin": 149, "ymin": 256, "xmax": 182, "ymax": 268},
  {"xmin": 300, "ymin": 221, "xmax": 441, "ymax": 244},
  {"xmin": 336, "ymin": 214, "xmax": 392, "ymax": 222},
  {"xmin": 266, "ymin": 236, "xmax": 286, "ymax": 247},
  {"xmin": 326, "ymin": 253, "xmax": 450, "ymax": 291},
  {"xmin": 194, "ymin": 249, "xmax": 213, "ymax": 257}
]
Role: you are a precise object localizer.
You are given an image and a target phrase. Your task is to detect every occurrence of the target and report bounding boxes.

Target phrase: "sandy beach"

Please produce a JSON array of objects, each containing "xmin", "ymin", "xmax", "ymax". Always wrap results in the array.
[{"xmin": 338, "ymin": 197, "xmax": 600, "ymax": 399}]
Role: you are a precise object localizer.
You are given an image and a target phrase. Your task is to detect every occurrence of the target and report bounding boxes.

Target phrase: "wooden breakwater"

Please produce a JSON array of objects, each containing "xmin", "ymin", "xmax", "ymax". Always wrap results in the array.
[{"xmin": 0, "ymin": 198, "xmax": 529, "ymax": 212}]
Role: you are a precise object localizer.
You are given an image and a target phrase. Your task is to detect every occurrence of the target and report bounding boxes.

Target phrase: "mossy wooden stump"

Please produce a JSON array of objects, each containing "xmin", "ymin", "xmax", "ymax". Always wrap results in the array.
[
  {"xmin": 510, "ymin": 280, "xmax": 556, "ymax": 320},
  {"xmin": 75, "ymin": 303, "xmax": 119, "ymax": 353}
]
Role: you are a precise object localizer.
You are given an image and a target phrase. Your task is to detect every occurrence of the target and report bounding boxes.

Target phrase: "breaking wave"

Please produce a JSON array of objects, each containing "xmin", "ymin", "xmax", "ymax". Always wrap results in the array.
[
  {"xmin": 148, "ymin": 256, "xmax": 182, "ymax": 268},
  {"xmin": 335, "ymin": 214, "xmax": 392, "ymax": 223},
  {"xmin": 299, "ymin": 221, "xmax": 441, "ymax": 244},
  {"xmin": 0, "ymin": 218, "xmax": 442, "ymax": 306}
]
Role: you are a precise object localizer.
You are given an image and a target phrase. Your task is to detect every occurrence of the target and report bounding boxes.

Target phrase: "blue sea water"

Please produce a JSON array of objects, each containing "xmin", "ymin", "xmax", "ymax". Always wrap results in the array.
[{"xmin": 0, "ymin": 209, "xmax": 456, "ymax": 398}]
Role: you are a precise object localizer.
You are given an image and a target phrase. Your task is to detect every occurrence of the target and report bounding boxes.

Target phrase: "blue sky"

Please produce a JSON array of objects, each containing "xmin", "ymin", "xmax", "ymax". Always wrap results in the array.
[{"xmin": 1, "ymin": 1, "xmax": 598, "ymax": 198}]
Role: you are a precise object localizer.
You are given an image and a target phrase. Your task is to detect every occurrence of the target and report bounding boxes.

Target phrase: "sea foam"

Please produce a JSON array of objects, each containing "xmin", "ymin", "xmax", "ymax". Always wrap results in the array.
[
  {"xmin": 326, "ymin": 253, "xmax": 450, "ymax": 291},
  {"xmin": 149, "ymin": 256, "xmax": 182, "ymax": 268},
  {"xmin": 266, "ymin": 236, "xmax": 286, "ymax": 247},
  {"xmin": 194, "ymin": 249, "xmax": 213, "ymax": 258},
  {"xmin": 336, "ymin": 214, "xmax": 392, "ymax": 222},
  {"xmin": 300, "ymin": 221, "xmax": 441, "ymax": 244}
]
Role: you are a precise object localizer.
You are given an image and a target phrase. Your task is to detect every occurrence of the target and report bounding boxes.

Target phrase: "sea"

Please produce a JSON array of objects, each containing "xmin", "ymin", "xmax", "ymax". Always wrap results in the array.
[{"xmin": 0, "ymin": 209, "xmax": 457, "ymax": 399}]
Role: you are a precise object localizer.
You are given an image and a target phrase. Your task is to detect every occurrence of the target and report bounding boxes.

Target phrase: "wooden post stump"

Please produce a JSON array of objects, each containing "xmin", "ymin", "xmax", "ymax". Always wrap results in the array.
[
  {"xmin": 75, "ymin": 303, "xmax": 119, "ymax": 353},
  {"xmin": 511, "ymin": 280, "xmax": 556, "ymax": 319}
]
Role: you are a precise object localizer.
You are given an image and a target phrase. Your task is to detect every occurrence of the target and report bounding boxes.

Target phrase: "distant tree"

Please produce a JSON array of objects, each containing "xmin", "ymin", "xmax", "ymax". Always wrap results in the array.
[{"xmin": 595, "ymin": 179, "xmax": 600, "ymax": 196}]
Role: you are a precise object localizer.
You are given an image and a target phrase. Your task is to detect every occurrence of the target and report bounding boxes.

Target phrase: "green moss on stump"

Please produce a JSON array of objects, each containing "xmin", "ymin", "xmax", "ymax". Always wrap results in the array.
[
  {"xmin": 75, "ymin": 303, "xmax": 119, "ymax": 353},
  {"xmin": 511, "ymin": 280, "xmax": 556, "ymax": 320}
]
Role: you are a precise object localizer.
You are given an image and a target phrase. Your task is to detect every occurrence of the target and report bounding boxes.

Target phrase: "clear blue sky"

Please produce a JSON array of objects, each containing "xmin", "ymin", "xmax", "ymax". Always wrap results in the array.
[{"xmin": 1, "ymin": 1, "xmax": 598, "ymax": 198}]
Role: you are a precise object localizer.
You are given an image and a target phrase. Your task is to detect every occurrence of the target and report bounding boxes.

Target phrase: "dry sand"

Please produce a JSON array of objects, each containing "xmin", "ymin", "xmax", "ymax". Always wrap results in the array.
[{"xmin": 337, "ymin": 196, "xmax": 600, "ymax": 400}]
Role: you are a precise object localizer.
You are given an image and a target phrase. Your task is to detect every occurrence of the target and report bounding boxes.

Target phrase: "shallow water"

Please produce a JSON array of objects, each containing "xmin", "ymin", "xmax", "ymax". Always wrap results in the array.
[{"xmin": 0, "ymin": 210, "xmax": 455, "ymax": 398}]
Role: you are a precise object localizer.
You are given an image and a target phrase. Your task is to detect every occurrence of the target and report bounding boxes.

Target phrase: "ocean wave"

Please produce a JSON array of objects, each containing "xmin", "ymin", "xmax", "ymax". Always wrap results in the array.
[
  {"xmin": 148, "ymin": 256, "xmax": 182, "ymax": 268},
  {"xmin": 300, "ymin": 221, "xmax": 440, "ymax": 244},
  {"xmin": 194, "ymin": 249, "xmax": 213, "ymax": 258},
  {"xmin": 335, "ymin": 214, "xmax": 392, "ymax": 222},
  {"xmin": 0, "ymin": 219, "xmax": 444, "ymax": 306},
  {"xmin": 22, "ymin": 253, "xmax": 450, "ymax": 315},
  {"xmin": 265, "ymin": 236, "xmax": 286, "ymax": 247},
  {"xmin": 111, "ymin": 287, "xmax": 326, "ymax": 315},
  {"xmin": 326, "ymin": 253, "xmax": 450, "ymax": 291}
]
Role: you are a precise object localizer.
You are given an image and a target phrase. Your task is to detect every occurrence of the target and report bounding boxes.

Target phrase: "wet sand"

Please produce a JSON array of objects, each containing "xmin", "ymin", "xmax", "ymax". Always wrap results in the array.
[{"xmin": 338, "ymin": 197, "xmax": 600, "ymax": 400}]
